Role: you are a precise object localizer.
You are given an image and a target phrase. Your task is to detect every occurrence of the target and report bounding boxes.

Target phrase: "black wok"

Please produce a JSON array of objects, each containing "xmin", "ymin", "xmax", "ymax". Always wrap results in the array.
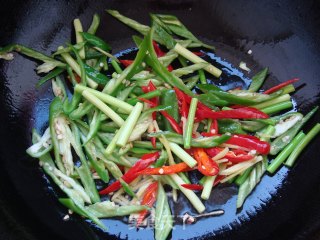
[{"xmin": 1, "ymin": 0, "xmax": 320, "ymax": 239}]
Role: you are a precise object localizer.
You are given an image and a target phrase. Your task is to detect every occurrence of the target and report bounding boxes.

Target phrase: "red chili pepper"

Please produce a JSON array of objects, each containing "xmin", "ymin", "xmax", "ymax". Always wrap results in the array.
[
  {"xmin": 167, "ymin": 65, "xmax": 174, "ymax": 72},
  {"xmin": 160, "ymin": 111, "xmax": 183, "ymax": 134},
  {"xmin": 152, "ymin": 41, "xmax": 166, "ymax": 57},
  {"xmin": 137, "ymin": 182, "xmax": 158, "ymax": 226},
  {"xmin": 264, "ymin": 78, "xmax": 299, "ymax": 94},
  {"xmin": 138, "ymin": 162, "xmax": 193, "ymax": 175},
  {"xmin": 193, "ymin": 148, "xmax": 219, "ymax": 176},
  {"xmin": 138, "ymin": 97, "xmax": 157, "ymax": 107},
  {"xmin": 213, "ymin": 175, "xmax": 225, "ymax": 187},
  {"xmin": 99, "ymin": 152, "xmax": 160, "ymax": 195},
  {"xmin": 226, "ymin": 134, "xmax": 270, "ymax": 155},
  {"xmin": 205, "ymin": 147, "xmax": 254, "ymax": 163},
  {"xmin": 151, "ymin": 136, "xmax": 157, "ymax": 149},
  {"xmin": 201, "ymin": 132, "xmax": 214, "ymax": 137},
  {"xmin": 174, "ymin": 87, "xmax": 189, "ymax": 118},
  {"xmin": 192, "ymin": 51, "xmax": 205, "ymax": 57},
  {"xmin": 119, "ymin": 59, "xmax": 134, "ymax": 67},
  {"xmin": 152, "ymin": 41, "xmax": 174, "ymax": 71},
  {"xmin": 74, "ymin": 73, "xmax": 81, "ymax": 83},
  {"xmin": 196, "ymin": 107, "xmax": 269, "ymax": 120},
  {"xmin": 181, "ymin": 184, "xmax": 204, "ymax": 191},
  {"xmin": 209, "ymin": 119, "xmax": 219, "ymax": 134}
]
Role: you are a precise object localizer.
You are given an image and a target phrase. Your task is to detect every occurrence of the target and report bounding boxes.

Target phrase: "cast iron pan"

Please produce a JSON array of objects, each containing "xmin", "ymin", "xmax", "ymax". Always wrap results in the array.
[{"xmin": 1, "ymin": 0, "xmax": 320, "ymax": 239}]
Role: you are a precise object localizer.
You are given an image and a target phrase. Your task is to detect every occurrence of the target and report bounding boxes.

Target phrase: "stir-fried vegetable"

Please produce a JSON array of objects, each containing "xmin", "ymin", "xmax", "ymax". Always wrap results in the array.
[{"xmin": 0, "ymin": 10, "xmax": 317, "ymax": 240}]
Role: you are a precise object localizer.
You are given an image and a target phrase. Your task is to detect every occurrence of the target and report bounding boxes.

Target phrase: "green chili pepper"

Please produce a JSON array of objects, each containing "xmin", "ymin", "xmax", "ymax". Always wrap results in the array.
[
  {"xmin": 129, "ymin": 147, "xmax": 157, "ymax": 156},
  {"xmin": 83, "ymin": 110, "xmax": 102, "ymax": 145},
  {"xmin": 59, "ymin": 198, "xmax": 106, "ymax": 230},
  {"xmin": 155, "ymin": 14, "xmax": 215, "ymax": 50},
  {"xmin": 69, "ymin": 101, "xmax": 94, "ymax": 120},
  {"xmin": 155, "ymin": 182, "xmax": 173, "ymax": 240},
  {"xmin": 70, "ymin": 123, "xmax": 101, "ymax": 203},
  {"xmin": 83, "ymin": 141, "xmax": 110, "ymax": 183},
  {"xmin": 86, "ymin": 201, "xmax": 149, "ymax": 218},
  {"xmin": 49, "ymin": 98, "xmax": 65, "ymax": 172},
  {"xmin": 133, "ymin": 141, "xmax": 163, "ymax": 150},
  {"xmin": 209, "ymin": 90, "xmax": 261, "ymax": 105},
  {"xmin": 70, "ymin": 44, "xmax": 87, "ymax": 85},
  {"xmin": 240, "ymin": 120, "xmax": 267, "ymax": 132},
  {"xmin": 154, "ymin": 150, "xmax": 168, "ymax": 168},
  {"xmin": 218, "ymin": 119, "xmax": 246, "ymax": 134},
  {"xmin": 234, "ymin": 167, "xmax": 253, "ymax": 186},
  {"xmin": 36, "ymin": 67, "xmax": 65, "ymax": 87},
  {"xmin": 63, "ymin": 91, "xmax": 83, "ymax": 115},
  {"xmin": 83, "ymin": 63, "xmax": 109, "ymax": 85},
  {"xmin": 248, "ymin": 67, "xmax": 268, "ymax": 92},
  {"xmin": 197, "ymin": 93, "xmax": 228, "ymax": 108},
  {"xmin": 161, "ymin": 89, "xmax": 180, "ymax": 131},
  {"xmin": 270, "ymin": 106, "xmax": 318, "ymax": 155},
  {"xmin": 151, "ymin": 15, "xmax": 176, "ymax": 49},
  {"xmin": 119, "ymin": 178, "xmax": 137, "ymax": 198},
  {"xmin": 150, "ymin": 131, "xmax": 230, "ymax": 148},
  {"xmin": 81, "ymin": 32, "xmax": 111, "ymax": 52},
  {"xmin": 197, "ymin": 83, "xmax": 223, "ymax": 92}
]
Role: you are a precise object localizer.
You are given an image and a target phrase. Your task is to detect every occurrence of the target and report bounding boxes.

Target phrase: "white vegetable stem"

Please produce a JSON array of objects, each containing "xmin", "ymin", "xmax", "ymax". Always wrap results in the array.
[
  {"xmin": 73, "ymin": 19, "xmax": 85, "ymax": 59},
  {"xmin": 168, "ymin": 142, "xmax": 197, "ymax": 168},
  {"xmin": 201, "ymin": 176, "xmax": 216, "ymax": 200},
  {"xmin": 75, "ymin": 85, "xmax": 133, "ymax": 114},
  {"xmin": 173, "ymin": 43, "xmax": 222, "ymax": 78},
  {"xmin": 82, "ymin": 90, "xmax": 124, "ymax": 127},
  {"xmin": 58, "ymin": 46, "xmax": 98, "ymax": 89},
  {"xmin": 116, "ymin": 102, "xmax": 143, "ymax": 147},
  {"xmin": 170, "ymin": 174, "xmax": 205, "ymax": 213}
]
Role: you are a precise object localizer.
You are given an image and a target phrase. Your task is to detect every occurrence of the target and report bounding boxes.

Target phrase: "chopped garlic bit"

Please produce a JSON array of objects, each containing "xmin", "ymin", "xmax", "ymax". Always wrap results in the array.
[
  {"xmin": 239, "ymin": 61, "xmax": 251, "ymax": 72},
  {"xmin": 158, "ymin": 168, "xmax": 164, "ymax": 174},
  {"xmin": 63, "ymin": 215, "xmax": 70, "ymax": 221},
  {"xmin": 0, "ymin": 53, "xmax": 14, "ymax": 60},
  {"xmin": 247, "ymin": 49, "xmax": 252, "ymax": 55}
]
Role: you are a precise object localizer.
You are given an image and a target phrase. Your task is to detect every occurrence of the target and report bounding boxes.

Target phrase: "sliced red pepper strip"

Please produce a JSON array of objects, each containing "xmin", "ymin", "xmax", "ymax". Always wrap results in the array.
[
  {"xmin": 119, "ymin": 59, "xmax": 134, "ymax": 67},
  {"xmin": 152, "ymin": 41, "xmax": 166, "ymax": 57},
  {"xmin": 137, "ymin": 182, "xmax": 158, "ymax": 226},
  {"xmin": 138, "ymin": 97, "xmax": 157, "ymax": 107},
  {"xmin": 152, "ymin": 41, "xmax": 174, "ymax": 71},
  {"xmin": 167, "ymin": 65, "xmax": 174, "ymax": 72},
  {"xmin": 213, "ymin": 175, "xmax": 225, "ymax": 187},
  {"xmin": 264, "ymin": 78, "xmax": 299, "ymax": 94},
  {"xmin": 160, "ymin": 111, "xmax": 183, "ymax": 134},
  {"xmin": 205, "ymin": 147, "xmax": 254, "ymax": 163},
  {"xmin": 138, "ymin": 162, "xmax": 193, "ymax": 175},
  {"xmin": 174, "ymin": 87, "xmax": 189, "ymax": 118},
  {"xmin": 226, "ymin": 134, "xmax": 270, "ymax": 155},
  {"xmin": 209, "ymin": 119, "xmax": 219, "ymax": 134},
  {"xmin": 194, "ymin": 148, "xmax": 219, "ymax": 176},
  {"xmin": 192, "ymin": 51, "xmax": 205, "ymax": 57},
  {"xmin": 74, "ymin": 73, "xmax": 81, "ymax": 83},
  {"xmin": 99, "ymin": 152, "xmax": 160, "ymax": 195},
  {"xmin": 181, "ymin": 184, "xmax": 204, "ymax": 191},
  {"xmin": 196, "ymin": 107, "xmax": 269, "ymax": 120},
  {"xmin": 225, "ymin": 151, "xmax": 254, "ymax": 163}
]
